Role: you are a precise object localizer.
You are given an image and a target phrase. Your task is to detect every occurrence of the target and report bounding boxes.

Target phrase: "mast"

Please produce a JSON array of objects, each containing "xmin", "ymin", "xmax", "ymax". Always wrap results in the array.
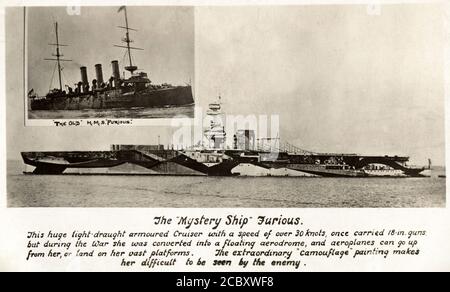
[
  {"xmin": 124, "ymin": 8, "xmax": 133, "ymax": 70},
  {"xmin": 115, "ymin": 6, "xmax": 143, "ymax": 75},
  {"xmin": 44, "ymin": 22, "xmax": 71, "ymax": 91},
  {"xmin": 55, "ymin": 23, "xmax": 62, "ymax": 90}
]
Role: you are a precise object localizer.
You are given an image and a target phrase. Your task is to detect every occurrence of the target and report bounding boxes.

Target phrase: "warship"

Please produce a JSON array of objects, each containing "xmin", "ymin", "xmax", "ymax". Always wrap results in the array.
[
  {"xmin": 21, "ymin": 99, "xmax": 427, "ymax": 177},
  {"xmin": 28, "ymin": 6, "xmax": 194, "ymax": 111}
]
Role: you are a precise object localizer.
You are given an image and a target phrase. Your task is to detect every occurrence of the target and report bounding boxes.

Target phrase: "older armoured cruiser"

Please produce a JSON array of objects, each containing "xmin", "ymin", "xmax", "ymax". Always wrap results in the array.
[
  {"xmin": 28, "ymin": 6, "xmax": 194, "ymax": 110},
  {"xmin": 21, "ymin": 98, "xmax": 428, "ymax": 177}
]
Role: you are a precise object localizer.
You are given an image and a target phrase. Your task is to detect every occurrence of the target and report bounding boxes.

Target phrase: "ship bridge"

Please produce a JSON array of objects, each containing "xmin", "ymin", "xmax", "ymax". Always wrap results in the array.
[{"xmin": 124, "ymin": 72, "xmax": 150, "ymax": 83}]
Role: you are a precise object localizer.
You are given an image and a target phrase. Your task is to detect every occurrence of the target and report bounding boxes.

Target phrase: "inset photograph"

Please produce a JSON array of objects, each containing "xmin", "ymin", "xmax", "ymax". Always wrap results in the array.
[{"xmin": 26, "ymin": 6, "xmax": 195, "ymax": 120}]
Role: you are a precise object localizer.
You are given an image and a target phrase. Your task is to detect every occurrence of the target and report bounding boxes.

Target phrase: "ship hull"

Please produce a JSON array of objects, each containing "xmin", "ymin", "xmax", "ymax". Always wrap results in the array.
[
  {"xmin": 30, "ymin": 85, "xmax": 194, "ymax": 110},
  {"xmin": 21, "ymin": 148, "xmax": 426, "ymax": 177}
]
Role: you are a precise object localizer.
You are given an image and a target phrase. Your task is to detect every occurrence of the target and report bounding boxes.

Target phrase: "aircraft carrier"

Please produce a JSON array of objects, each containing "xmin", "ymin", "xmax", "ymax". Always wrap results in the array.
[
  {"xmin": 28, "ymin": 6, "xmax": 194, "ymax": 111},
  {"xmin": 21, "ymin": 99, "xmax": 427, "ymax": 177}
]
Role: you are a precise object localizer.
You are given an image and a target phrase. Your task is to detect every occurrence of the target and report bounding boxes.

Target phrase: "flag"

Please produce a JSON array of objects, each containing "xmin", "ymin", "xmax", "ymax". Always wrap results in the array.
[{"xmin": 118, "ymin": 6, "xmax": 126, "ymax": 13}]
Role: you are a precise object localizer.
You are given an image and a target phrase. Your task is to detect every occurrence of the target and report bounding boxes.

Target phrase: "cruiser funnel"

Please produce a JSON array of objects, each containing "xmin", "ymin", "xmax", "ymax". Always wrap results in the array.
[
  {"xmin": 80, "ymin": 66, "xmax": 90, "ymax": 92},
  {"xmin": 95, "ymin": 64, "xmax": 104, "ymax": 85},
  {"xmin": 80, "ymin": 66, "xmax": 88, "ymax": 86},
  {"xmin": 111, "ymin": 60, "xmax": 120, "ymax": 84}
]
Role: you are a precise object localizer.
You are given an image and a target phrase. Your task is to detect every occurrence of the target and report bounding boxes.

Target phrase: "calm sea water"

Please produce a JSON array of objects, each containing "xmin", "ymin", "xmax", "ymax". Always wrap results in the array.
[
  {"xmin": 28, "ymin": 105, "xmax": 194, "ymax": 119},
  {"xmin": 7, "ymin": 161, "xmax": 446, "ymax": 208}
]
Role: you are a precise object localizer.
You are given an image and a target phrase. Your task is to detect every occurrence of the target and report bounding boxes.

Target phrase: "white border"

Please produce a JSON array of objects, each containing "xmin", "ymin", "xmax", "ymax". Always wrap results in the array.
[{"xmin": 0, "ymin": 0, "xmax": 449, "ymax": 272}]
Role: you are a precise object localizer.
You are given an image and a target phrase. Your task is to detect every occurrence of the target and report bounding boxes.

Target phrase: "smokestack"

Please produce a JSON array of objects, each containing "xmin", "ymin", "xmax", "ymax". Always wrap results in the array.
[
  {"xmin": 111, "ymin": 60, "xmax": 120, "ymax": 86},
  {"xmin": 95, "ymin": 64, "xmax": 104, "ymax": 85},
  {"xmin": 80, "ymin": 66, "xmax": 89, "ymax": 92},
  {"xmin": 80, "ymin": 66, "xmax": 88, "ymax": 85}
]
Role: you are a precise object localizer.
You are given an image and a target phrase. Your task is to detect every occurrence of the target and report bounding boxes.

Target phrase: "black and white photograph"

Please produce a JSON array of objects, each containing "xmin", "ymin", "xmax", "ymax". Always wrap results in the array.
[
  {"xmin": 25, "ymin": 6, "xmax": 195, "ymax": 120},
  {"xmin": 6, "ymin": 3, "xmax": 446, "ymax": 208}
]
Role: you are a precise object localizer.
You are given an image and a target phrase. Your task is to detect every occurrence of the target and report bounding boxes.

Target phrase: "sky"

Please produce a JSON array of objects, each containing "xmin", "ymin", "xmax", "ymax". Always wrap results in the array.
[
  {"xmin": 6, "ymin": 4, "xmax": 447, "ymax": 166},
  {"xmin": 194, "ymin": 4, "xmax": 446, "ymax": 165}
]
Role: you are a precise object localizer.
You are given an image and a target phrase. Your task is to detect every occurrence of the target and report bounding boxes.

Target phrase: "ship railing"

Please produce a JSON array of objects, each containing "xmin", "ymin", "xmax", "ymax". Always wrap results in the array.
[{"xmin": 278, "ymin": 141, "xmax": 317, "ymax": 155}]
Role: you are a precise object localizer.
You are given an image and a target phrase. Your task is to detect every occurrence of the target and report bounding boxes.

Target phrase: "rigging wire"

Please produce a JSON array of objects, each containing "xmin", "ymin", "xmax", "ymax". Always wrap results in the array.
[
  {"xmin": 48, "ymin": 61, "xmax": 58, "ymax": 91},
  {"xmin": 122, "ymin": 49, "xmax": 127, "ymax": 63},
  {"xmin": 131, "ymin": 54, "xmax": 136, "ymax": 70},
  {"xmin": 61, "ymin": 67, "xmax": 69, "ymax": 90},
  {"xmin": 121, "ymin": 49, "xmax": 128, "ymax": 77}
]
